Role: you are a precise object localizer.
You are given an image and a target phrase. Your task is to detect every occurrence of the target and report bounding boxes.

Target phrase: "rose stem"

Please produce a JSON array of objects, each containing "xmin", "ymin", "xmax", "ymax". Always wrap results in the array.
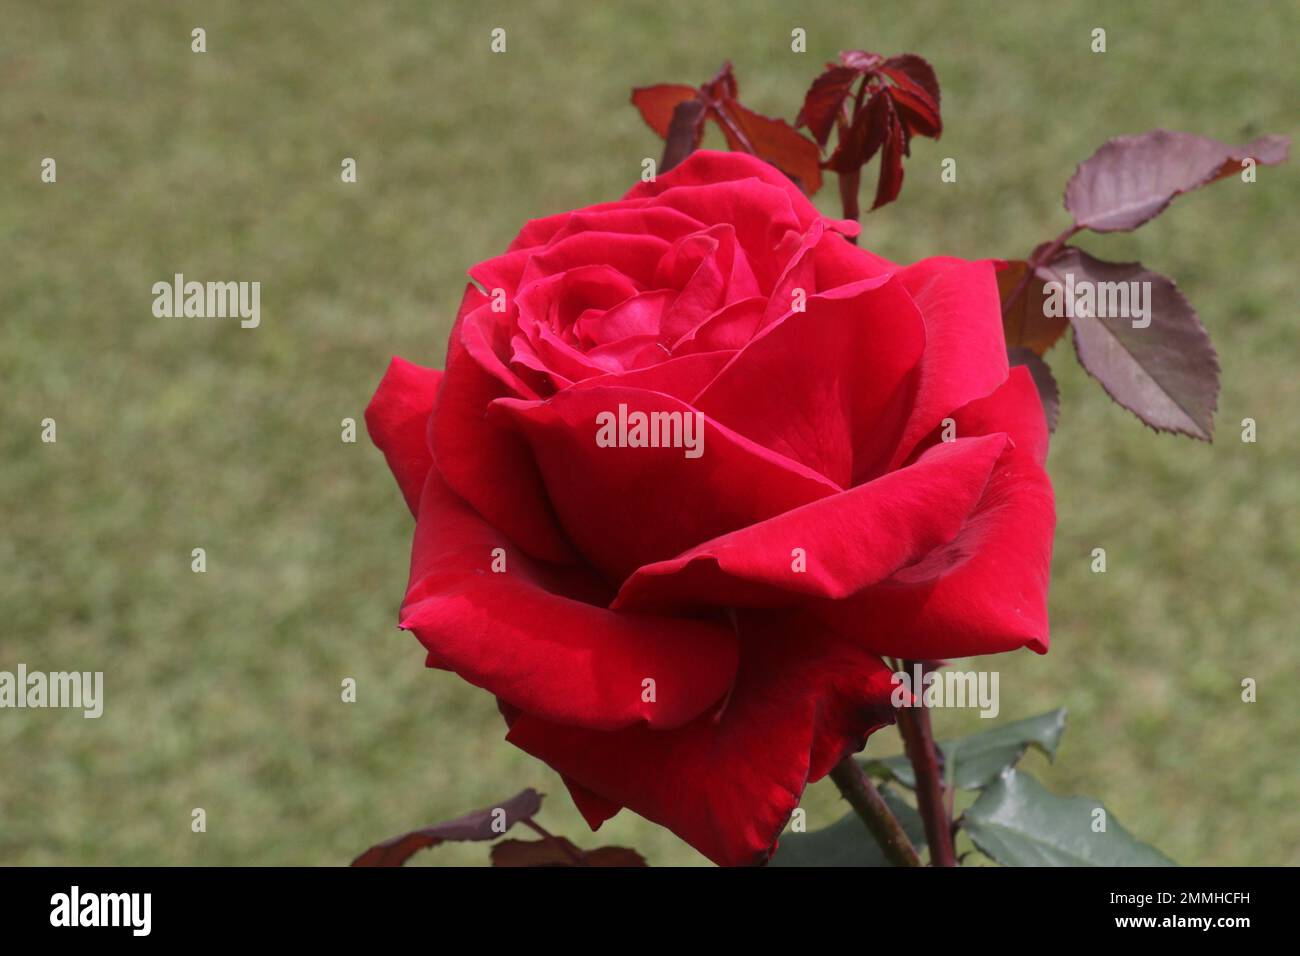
[
  {"xmin": 894, "ymin": 665, "xmax": 957, "ymax": 867},
  {"xmin": 523, "ymin": 819, "xmax": 589, "ymax": 866},
  {"xmin": 837, "ymin": 169, "xmax": 861, "ymax": 243},
  {"xmin": 828, "ymin": 757, "xmax": 922, "ymax": 867},
  {"xmin": 1000, "ymin": 223, "xmax": 1083, "ymax": 324},
  {"xmin": 831, "ymin": 81, "xmax": 867, "ymax": 242}
]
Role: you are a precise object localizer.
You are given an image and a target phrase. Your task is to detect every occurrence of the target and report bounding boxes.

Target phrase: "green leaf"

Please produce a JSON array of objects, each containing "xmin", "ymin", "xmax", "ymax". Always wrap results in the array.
[
  {"xmin": 770, "ymin": 789, "xmax": 926, "ymax": 867},
  {"xmin": 962, "ymin": 769, "xmax": 1176, "ymax": 866},
  {"xmin": 863, "ymin": 708, "xmax": 1068, "ymax": 791}
]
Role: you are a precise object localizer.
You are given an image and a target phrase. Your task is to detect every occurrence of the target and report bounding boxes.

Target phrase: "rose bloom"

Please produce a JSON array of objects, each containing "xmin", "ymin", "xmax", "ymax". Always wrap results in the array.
[{"xmin": 366, "ymin": 151, "xmax": 1054, "ymax": 866}]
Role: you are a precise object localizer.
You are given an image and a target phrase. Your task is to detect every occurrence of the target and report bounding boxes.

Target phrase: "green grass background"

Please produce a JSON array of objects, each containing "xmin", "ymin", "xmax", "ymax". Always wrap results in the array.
[{"xmin": 1, "ymin": 0, "xmax": 1295, "ymax": 866}]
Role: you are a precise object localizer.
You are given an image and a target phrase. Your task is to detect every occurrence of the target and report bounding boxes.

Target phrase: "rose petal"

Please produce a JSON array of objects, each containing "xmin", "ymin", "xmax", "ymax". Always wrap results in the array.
[
  {"xmin": 509, "ymin": 331, "xmax": 580, "ymax": 393},
  {"xmin": 759, "ymin": 220, "xmax": 826, "ymax": 329},
  {"xmin": 818, "ymin": 368, "xmax": 1054, "ymax": 658},
  {"xmin": 506, "ymin": 609, "xmax": 897, "ymax": 866},
  {"xmin": 944, "ymin": 362, "xmax": 1051, "ymax": 466},
  {"xmin": 670, "ymin": 297, "xmax": 766, "ymax": 355},
  {"xmin": 694, "ymin": 274, "xmax": 925, "ymax": 486},
  {"xmin": 489, "ymin": 385, "xmax": 841, "ymax": 584},
  {"xmin": 813, "ymin": 229, "xmax": 897, "ymax": 287},
  {"xmin": 516, "ymin": 265, "xmax": 641, "ymax": 343},
  {"xmin": 584, "ymin": 333, "xmax": 668, "ymax": 372},
  {"xmin": 364, "ymin": 357, "xmax": 443, "ymax": 516},
  {"xmin": 614, "ymin": 433, "xmax": 1009, "ymax": 612},
  {"xmin": 625, "ymin": 150, "xmax": 846, "ymax": 233},
  {"xmin": 625, "ymin": 181, "xmax": 810, "ymax": 292},
  {"xmin": 431, "ymin": 288, "xmax": 576, "ymax": 564},
  {"xmin": 576, "ymin": 289, "xmax": 675, "ymax": 347},
  {"xmin": 401, "ymin": 467, "xmax": 739, "ymax": 731},
  {"xmin": 656, "ymin": 224, "xmax": 762, "ymax": 344},
  {"xmin": 572, "ymin": 350, "xmax": 735, "ymax": 403},
  {"xmin": 517, "ymin": 232, "xmax": 670, "ymax": 290},
  {"xmin": 508, "ymin": 199, "xmax": 651, "ymax": 251},
  {"xmin": 887, "ymin": 257, "xmax": 1009, "ymax": 469},
  {"xmin": 546, "ymin": 205, "xmax": 705, "ymax": 246},
  {"xmin": 518, "ymin": 319, "xmax": 607, "ymax": 381}
]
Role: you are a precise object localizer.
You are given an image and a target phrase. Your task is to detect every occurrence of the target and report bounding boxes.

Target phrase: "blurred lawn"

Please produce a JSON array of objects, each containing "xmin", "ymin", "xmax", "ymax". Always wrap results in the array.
[{"xmin": 1, "ymin": 0, "xmax": 1296, "ymax": 866}]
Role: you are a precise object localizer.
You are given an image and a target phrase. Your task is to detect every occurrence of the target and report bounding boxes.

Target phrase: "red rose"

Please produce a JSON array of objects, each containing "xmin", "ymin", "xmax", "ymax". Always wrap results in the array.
[{"xmin": 366, "ymin": 151, "xmax": 1054, "ymax": 866}]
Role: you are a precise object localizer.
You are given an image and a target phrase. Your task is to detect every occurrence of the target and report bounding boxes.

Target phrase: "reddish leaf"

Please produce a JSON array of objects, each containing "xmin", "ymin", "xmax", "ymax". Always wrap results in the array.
[
  {"xmin": 796, "ymin": 65, "xmax": 860, "ymax": 147},
  {"xmin": 880, "ymin": 57, "xmax": 941, "ymax": 140},
  {"xmin": 998, "ymin": 259, "xmax": 1069, "ymax": 356},
  {"xmin": 631, "ymin": 84, "xmax": 699, "ymax": 139},
  {"xmin": 871, "ymin": 96, "xmax": 907, "ymax": 209},
  {"xmin": 826, "ymin": 87, "xmax": 906, "ymax": 208},
  {"xmin": 491, "ymin": 838, "xmax": 649, "ymax": 868},
  {"xmin": 1065, "ymin": 130, "xmax": 1290, "ymax": 232},
  {"xmin": 812, "ymin": 50, "xmax": 942, "ymax": 211},
  {"xmin": 827, "ymin": 87, "xmax": 889, "ymax": 174},
  {"xmin": 880, "ymin": 55, "xmax": 942, "ymax": 110},
  {"xmin": 582, "ymin": 846, "xmax": 650, "ymax": 867},
  {"xmin": 1039, "ymin": 247, "xmax": 1220, "ymax": 440},
  {"xmin": 887, "ymin": 84, "xmax": 941, "ymax": 139},
  {"xmin": 1008, "ymin": 347, "xmax": 1061, "ymax": 433},
  {"xmin": 351, "ymin": 788, "xmax": 543, "ymax": 867},
  {"xmin": 701, "ymin": 61, "xmax": 738, "ymax": 101},
  {"xmin": 719, "ymin": 98, "xmax": 823, "ymax": 194},
  {"xmin": 635, "ymin": 62, "xmax": 822, "ymax": 194}
]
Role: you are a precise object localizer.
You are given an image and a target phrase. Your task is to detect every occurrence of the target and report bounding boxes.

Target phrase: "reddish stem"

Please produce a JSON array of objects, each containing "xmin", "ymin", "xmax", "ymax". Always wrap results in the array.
[
  {"xmin": 828, "ymin": 758, "xmax": 922, "ymax": 866},
  {"xmin": 523, "ymin": 819, "xmax": 588, "ymax": 866},
  {"xmin": 1001, "ymin": 223, "xmax": 1082, "ymax": 323},
  {"xmin": 895, "ymin": 663, "xmax": 957, "ymax": 867},
  {"xmin": 838, "ymin": 168, "xmax": 862, "ymax": 242}
]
